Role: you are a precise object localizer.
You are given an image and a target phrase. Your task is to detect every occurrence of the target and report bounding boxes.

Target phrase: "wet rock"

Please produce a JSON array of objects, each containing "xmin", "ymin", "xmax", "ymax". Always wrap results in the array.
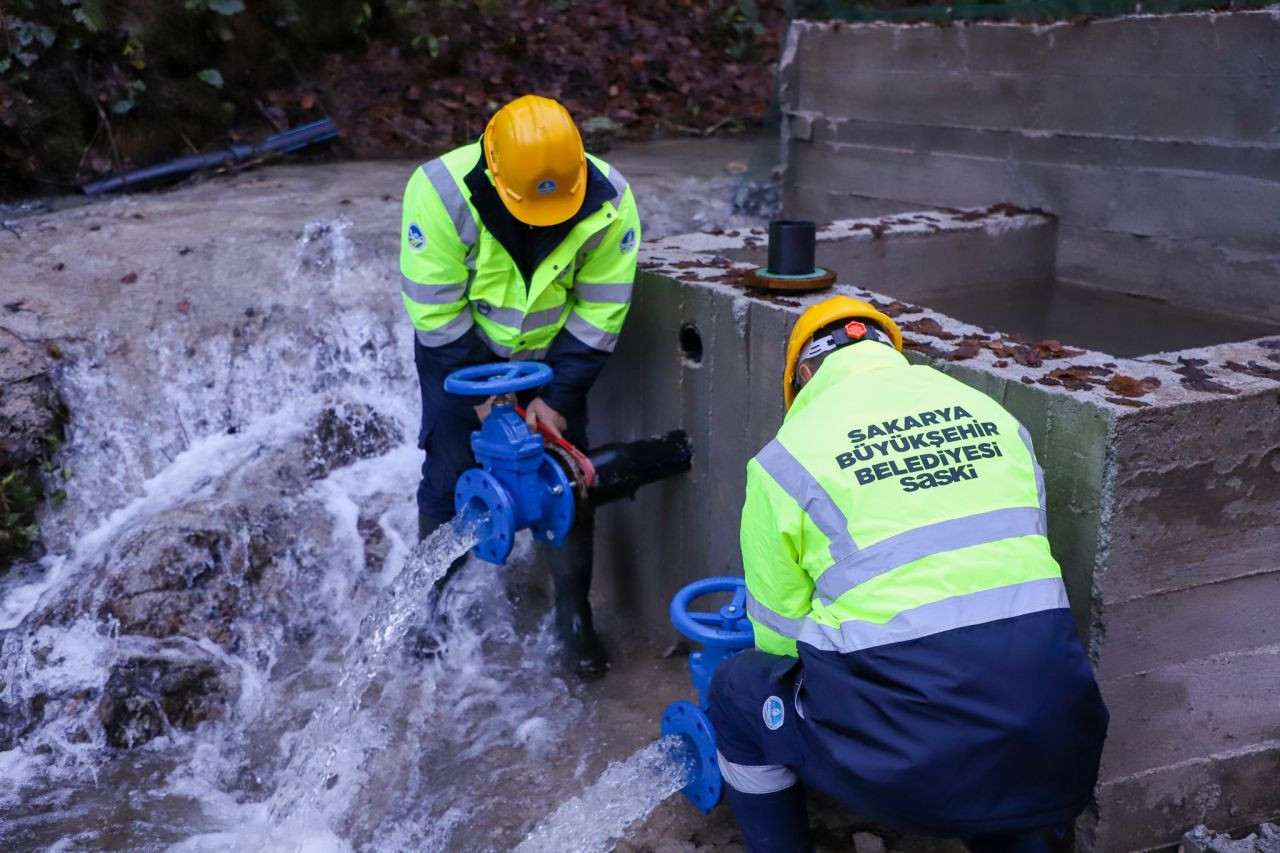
[
  {"xmin": 0, "ymin": 327, "xmax": 66, "ymax": 570},
  {"xmin": 731, "ymin": 180, "xmax": 780, "ymax": 219},
  {"xmin": 94, "ymin": 506, "xmax": 277, "ymax": 649},
  {"xmin": 303, "ymin": 403, "xmax": 398, "ymax": 479},
  {"xmin": 97, "ymin": 655, "xmax": 236, "ymax": 748},
  {"xmin": 853, "ymin": 832, "xmax": 888, "ymax": 853},
  {"xmin": 358, "ymin": 515, "xmax": 390, "ymax": 576},
  {"xmin": 1182, "ymin": 823, "xmax": 1280, "ymax": 853},
  {"xmin": 0, "ymin": 692, "xmax": 49, "ymax": 752},
  {"xmin": 580, "ymin": 116, "xmax": 625, "ymax": 153}
]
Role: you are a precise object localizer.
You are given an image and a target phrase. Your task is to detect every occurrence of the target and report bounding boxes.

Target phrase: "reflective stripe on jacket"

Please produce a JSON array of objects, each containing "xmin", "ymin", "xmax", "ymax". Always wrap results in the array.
[
  {"xmin": 741, "ymin": 342, "xmax": 1063, "ymax": 658},
  {"xmin": 399, "ymin": 140, "xmax": 640, "ymax": 360},
  {"xmin": 738, "ymin": 341, "xmax": 1108, "ymax": 834}
]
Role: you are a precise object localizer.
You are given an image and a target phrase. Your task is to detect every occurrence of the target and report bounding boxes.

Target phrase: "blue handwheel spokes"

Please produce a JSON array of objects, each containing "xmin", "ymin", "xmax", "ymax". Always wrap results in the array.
[
  {"xmin": 669, "ymin": 577, "xmax": 754, "ymax": 649},
  {"xmin": 444, "ymin": 361, "xmax": 553, "ymax": 396},
  {"xmin": 727, "ymin": 584, "xmax": 747, "ymax": 625}
]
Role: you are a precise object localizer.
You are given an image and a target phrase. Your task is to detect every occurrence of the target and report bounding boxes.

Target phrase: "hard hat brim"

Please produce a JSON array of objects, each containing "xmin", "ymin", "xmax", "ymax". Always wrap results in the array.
[
  {"xmin": 783, "ymin": 296, "xmax": 904, "ymax": 409},
  {"xmin": 499, "ymin": 173, "xmax": 587, "ymax": 226}
]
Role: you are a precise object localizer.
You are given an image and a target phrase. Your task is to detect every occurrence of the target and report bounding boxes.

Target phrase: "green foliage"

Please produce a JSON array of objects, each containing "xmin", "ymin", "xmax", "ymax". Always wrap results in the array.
[
  {"xmin": 0, "ymin": 445, "xmax": 67, "ymax": 566},
  {"xmin": 719, "ymin": 0, "xmax": 767, "ymax": 59},
  {"xmin": 0, "ymin": 0, "xmax": 785, "ymax": 195},
  {"xmin": 187, "ymin": 0, "xmax": 246, "ymax": 15}
]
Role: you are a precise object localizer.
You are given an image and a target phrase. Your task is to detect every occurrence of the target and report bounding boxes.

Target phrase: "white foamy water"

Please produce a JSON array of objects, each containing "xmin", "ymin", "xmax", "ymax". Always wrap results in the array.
[
  {"xmin": 0, "ymin": 212, "xmax": 685, "ymax": 852},
  {"xmin": 515, "ymin": 736, "xmax": 695, "ymax": 853},
  {"xmin": 266, "ymin": 514, "xmax": 484, "ymax": 826}
]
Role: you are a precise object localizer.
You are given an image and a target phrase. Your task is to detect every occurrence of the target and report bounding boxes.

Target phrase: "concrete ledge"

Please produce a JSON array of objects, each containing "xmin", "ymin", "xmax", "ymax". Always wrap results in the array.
[
  {"xmin": 1091, "ymin": 739, "xmax": 1280, "ymax": 852},
  {"xmin": 779, "ymin": 9, "xmax": 1280, "ymax": 324},
  {"xmin": 594, "ymin": 217, "xmax": 1280, "ymax": 850},
  {"xmin": 1099, "ymin": 645, "xmax": 1280, "ymax": 779}
]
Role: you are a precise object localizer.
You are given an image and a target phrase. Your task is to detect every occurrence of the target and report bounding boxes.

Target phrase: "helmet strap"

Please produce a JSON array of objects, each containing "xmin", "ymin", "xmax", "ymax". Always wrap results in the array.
[{"xmin": 798, "ymin": 320, "xmax": 891, "ymax": 362}]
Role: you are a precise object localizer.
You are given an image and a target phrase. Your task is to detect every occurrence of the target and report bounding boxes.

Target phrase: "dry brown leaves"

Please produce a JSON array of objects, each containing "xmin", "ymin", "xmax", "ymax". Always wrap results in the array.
[
  {"xmin": 900, "ymin": 317, "xmax": 956, "ymax": 340},
  {"xmin": 276, "ymin": 1, "xmax": 787, "ymax": 162},
  {"xmin": 1175, "ymin": 358, "xmax": 1238, "ymax": 395},
  {"xmin": 1223, "ymin": 360, "xmax": 1280, "ymax": 381}
]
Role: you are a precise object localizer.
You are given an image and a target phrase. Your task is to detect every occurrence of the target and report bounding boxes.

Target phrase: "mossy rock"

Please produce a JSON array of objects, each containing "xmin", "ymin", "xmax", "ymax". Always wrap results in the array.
[{"xmin": 0, "ymin": 329, "xmax": 66, "ymax": 572}]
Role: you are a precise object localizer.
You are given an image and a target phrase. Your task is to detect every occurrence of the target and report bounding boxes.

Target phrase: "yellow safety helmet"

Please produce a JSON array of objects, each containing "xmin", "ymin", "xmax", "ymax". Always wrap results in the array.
[
  {"xmin": 484, "ymin": 95, "xmax": 587, "ymax": 227},
  {"xmin": 783, "ymin": 296, "xmax": 903, "ymax": 409}
]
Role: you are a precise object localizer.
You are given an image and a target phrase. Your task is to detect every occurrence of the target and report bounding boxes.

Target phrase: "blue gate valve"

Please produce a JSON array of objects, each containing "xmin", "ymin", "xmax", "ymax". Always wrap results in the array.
[
  {"xmin": 661, "ymin": 576, "xmax": 755, "ymax": 813},
  {"xmin": 444, "ymin": 361, "xmax": 575, "ymax": 565}
]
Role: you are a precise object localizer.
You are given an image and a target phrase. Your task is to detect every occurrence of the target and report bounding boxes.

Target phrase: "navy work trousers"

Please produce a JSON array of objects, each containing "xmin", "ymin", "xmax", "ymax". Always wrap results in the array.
[{"xmin": 707, "ymin": 651, "xmax": 1060, "ymax": 853}]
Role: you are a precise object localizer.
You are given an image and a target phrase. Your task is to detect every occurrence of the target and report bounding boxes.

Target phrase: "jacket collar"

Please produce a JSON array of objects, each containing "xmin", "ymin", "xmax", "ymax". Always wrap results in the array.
[
  {"xmin": 463, "ymin": 144, "xmax": 616, "ymax": 286},
  {"xmin": 785, "ymin": 342, "xmax": 908, "ymax": 422}
]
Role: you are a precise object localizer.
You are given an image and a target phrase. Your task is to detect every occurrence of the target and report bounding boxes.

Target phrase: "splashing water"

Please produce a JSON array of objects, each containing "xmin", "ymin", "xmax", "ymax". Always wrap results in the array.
[
  {"xmin": 515, "ymin": 736, "xmax": 696, "ymax": 853},
  {"xmin": 0, "ymin": 210, "xmax": 684, "ymax": 852},
  {"xmin": 266, "ymin": 513, "xmax": 485, "ymax": 830}
]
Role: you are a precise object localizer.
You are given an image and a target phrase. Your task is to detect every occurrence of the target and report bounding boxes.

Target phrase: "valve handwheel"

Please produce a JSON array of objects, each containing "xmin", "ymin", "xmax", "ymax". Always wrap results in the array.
[
  {"xmin": 669, "ymin": 577, "xmax": 754, "ymax": 649},
  {"xmin": 443, "ymin": 361, "xmax": 552, "ymax": 397}
]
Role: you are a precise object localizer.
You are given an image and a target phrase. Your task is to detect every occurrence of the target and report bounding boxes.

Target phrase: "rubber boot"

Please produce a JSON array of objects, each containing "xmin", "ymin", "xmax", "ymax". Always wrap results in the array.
[
  {"xmin": 724, "ymin": 783, "xmax": 814, "ymax": 853},
  {"xmin": 544, "ymin": 510, "xmax": 608, "ymax": 680},
  {"xmin": 410, "ymin": 514, "xmax": 469, "ymax": 659}
]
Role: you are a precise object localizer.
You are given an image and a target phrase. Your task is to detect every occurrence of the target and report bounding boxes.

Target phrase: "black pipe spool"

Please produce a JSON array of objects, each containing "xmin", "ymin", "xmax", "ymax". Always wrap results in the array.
[
  {"xmin": 586, "ymin": 430, "xmax": 692, "ymax": 506},
  {"xmin": 766, "ymin": 220, "xmax": 816, "ymax": 276}
]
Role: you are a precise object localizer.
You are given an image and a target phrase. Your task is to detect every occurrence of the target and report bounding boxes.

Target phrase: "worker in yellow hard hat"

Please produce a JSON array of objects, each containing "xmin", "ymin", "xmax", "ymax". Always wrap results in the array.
[
  {"xmin": 705, "ymin": 296, "xmax": 1108, "ymax": 851},
  {"xmin": 399, "ymin": 94, "xmax": 641, "ymax": 679}
]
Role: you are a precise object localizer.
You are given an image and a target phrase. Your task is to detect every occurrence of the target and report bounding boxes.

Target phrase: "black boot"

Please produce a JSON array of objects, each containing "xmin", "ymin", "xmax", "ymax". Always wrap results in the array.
[
  {"xmin": 411, "ymin": 514, "xmax": 469, "ymax": 658},
  {"xmin": 544, "ymin": 511, "xmax": 608, "ymax": 680},
  {"xmin": 724, "ymin": 783, "xmax": 813, "ymax": 853}
]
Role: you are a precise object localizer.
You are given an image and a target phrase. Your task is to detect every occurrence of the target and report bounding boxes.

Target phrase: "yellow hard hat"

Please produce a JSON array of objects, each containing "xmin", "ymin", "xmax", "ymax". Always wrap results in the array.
[
  {"xmin": 783, "ymin": 296, "xmax": 903, "ymax": 409},
  {"xmin": 484, "ymin": 95, "xmax": 586, "ymax": 227}
]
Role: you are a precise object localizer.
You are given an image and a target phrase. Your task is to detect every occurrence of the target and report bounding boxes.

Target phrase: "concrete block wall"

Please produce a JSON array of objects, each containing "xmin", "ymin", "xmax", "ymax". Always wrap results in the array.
[
  {"xmin": 593, "ymin": 216, "xmax": 1280, "ymax": 851},
  {"xmin": 778, "ymin": 10, "xmax": 1280, "ymax": 324}
]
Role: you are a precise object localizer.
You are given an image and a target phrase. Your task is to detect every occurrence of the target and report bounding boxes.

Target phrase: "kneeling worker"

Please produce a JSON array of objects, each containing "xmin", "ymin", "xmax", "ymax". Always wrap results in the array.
[
  {"xmin": 399, "ymin": 95, "xmax": 641, "ymax": 678},
  {"xmin": 709, "ymin": 296, "xmax": 1109, "ymax": 852}
]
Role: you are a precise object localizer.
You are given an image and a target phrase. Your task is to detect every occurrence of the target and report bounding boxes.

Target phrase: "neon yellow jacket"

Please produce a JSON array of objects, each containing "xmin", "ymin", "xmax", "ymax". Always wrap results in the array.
[
  {"xmin": 399, "ymin": 139, "xmax": 640, "ymax": 360},
  {"xmin": 740, "ymin": 342, "xmax": 1066, "ymax": 657}
]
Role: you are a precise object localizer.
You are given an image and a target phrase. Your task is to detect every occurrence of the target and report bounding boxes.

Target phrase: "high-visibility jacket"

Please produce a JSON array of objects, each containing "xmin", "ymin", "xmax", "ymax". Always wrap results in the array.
[
  {"xmin": 740, "ymin": 341, "xmax": 1108, "ymax": 835},
  {"xmin": 399, "ymin": 139, "xmax": 640, "ymax": 361}
]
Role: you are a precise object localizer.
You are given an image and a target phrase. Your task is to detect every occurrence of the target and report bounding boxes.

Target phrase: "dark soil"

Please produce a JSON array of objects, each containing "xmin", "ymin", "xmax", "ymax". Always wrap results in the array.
[{"xmin": 0, "ymin": 1, "xmax": 786, "ymax": 198}]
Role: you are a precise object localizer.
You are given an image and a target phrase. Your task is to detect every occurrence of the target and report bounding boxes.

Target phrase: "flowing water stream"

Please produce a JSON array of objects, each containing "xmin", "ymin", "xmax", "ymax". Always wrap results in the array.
[
  {"xmin": 515, "ymin": 736, "xmax": 694, "ymax": 853},
  {"xmin": 0, "ymin": 214, "xmax": 691, "ymax": 851}
]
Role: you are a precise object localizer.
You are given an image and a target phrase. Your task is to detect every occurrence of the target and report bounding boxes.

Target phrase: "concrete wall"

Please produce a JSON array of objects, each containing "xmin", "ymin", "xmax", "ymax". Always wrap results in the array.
[
  {"xmin": 596, "ymin": 217, "xmax": 1280, "ymax": 851},
  {"xmin": 778, "ymin": 10, "xmax": 1280, "ymax": 324}
]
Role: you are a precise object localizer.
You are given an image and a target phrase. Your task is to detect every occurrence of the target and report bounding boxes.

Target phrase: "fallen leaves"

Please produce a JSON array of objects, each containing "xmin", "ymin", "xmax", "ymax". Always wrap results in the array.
[
  {"xmin": 1222, "ymin": 360, "xmax": 1280, "ymax": 380},
  {"xmin": 900, "ymin": 317, "xmax": 956, "ymax": 340},
  {"xmin": 944, "ymin": 338, "xmax": 982, "ymax": 361},
  {"xmin": 1175, "ymin": 357, "xmax": 1238, "ymax": 395},
  {"xmin": 1105, "ymin": 374, "xmax": 1160, "ymax": 397},
  {"xmin": 1048, "ymin": 365, "xmax": 1111, "ymax": 391},
  {"xmin": 867, "ymin": 299, "xmax": 921, "ymax": 318}
]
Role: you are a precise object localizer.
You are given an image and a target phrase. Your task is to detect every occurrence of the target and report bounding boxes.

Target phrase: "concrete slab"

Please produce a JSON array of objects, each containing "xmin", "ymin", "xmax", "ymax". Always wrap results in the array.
[
  {"xmin": 610, "ymin": 211, "xmax": 1280, "ymax": 850},
  {"xmin": 779, "ymin": 9, "xmax": 1280, "ymax": 327},
  {"xmin": 1098, "ymin": 645, "xmax": 1280, "ymax": 779}
]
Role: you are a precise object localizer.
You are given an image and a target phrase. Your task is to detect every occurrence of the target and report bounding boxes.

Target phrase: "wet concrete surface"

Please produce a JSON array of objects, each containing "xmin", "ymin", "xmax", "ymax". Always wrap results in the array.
[
  {"xmin": 0, "ymin": 127, "xmax": 779, "ymax": 242},
  {"xmin": 579, "ymin": 618, "xmax": 967, "ymax": 853}
]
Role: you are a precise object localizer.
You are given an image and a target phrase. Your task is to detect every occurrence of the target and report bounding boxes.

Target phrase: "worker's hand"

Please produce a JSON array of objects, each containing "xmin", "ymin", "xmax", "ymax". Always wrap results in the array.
[
  {"xmin": 524, "ymin": 397, "xmax": 567, "ymax": 440},
  {"xmin": 474, "ymin": 396, "xmax": 496, "ymax": 422}
]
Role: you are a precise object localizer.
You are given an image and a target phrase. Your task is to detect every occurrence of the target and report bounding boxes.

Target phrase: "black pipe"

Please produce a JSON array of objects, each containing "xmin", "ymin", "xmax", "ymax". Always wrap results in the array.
[
  {"xmin": 82, "ymin": 118, "xmax": 339, "ymax": 195},
  {"xmin": 766, "ymin": 220, "xmax": 816, "ymax": 276},
  {"xmin": 586, "ymin": 430, "xmax": 692, "ymax": 506}
]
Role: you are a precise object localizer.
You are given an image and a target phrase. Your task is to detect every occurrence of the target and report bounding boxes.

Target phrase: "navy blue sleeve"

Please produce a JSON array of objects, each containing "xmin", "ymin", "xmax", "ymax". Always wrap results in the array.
[
  {"xmin": 539, "ymin": 328, "xmax": 610, "ymax": 415},
  {"xmin": 413, "ymin": 329, "xmax": 491, "ymax": 407}
]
